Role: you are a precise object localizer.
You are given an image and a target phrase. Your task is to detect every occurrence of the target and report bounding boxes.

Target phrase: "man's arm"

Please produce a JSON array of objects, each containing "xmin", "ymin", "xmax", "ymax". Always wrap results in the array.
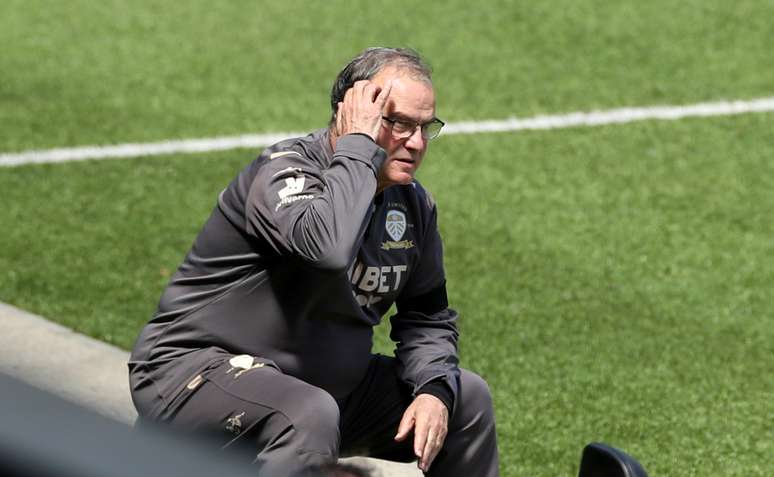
[
  {"xmin": 391, "ymin": 300, "xmax": 459, "ymax": 472},
  {"xmin": 243, "ymin": 81, "xmax": 391, "ymax": 271},
  {"xmin": 389, "ymin": 199, "xmax": 461, "ymax": 472},
  {"xmin": 390, "ymin": 294, "xmax": 460, "ymax": 407}
]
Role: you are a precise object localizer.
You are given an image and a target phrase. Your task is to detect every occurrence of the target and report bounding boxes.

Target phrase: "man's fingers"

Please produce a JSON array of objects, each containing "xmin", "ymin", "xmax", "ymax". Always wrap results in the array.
[
  {"xmin": 375, "ymin": 80, "xmax": 393, "ymax": 108},
  {"xmin": 420, "ymin": 426, "xmax": 446, "ymax": 471},
  {"xmin": 394, "ymin": 409, "xmax": 415, "ymax": 442},
  {"xmin": 410, "ymin": 395, "xmax": 450, "ymax": 472},
  {"xmin": 416, "ymin": 417, "xmax": 446, "ymax": 471},
  {"xmin": 420, "ymin": 429, "xmax": 436, "ymax": 469},
  {"xmin": 351, "ymin": 79, "xmax": 390, "ymax": 106},
  {"xmin": 351, "ymin": 80, "xmax": 374, "ymax": 103},
  {"xmin": 413, "ymin": 416, "xmax": 429, "ymax": 458},
  {"xmin": 343, "ymin": 84, "xmax": 356, "ymax": 103},
  {"xmin": 336, "ymin": 79, "xmax": 387, "ymax": 140},
  {"xmin": 335, "ymin": 102, "xmax": 344, "ymax": 135},
  {"xmin": 364, "ymin": 82, "xmax": 379, "ymax": 101}
]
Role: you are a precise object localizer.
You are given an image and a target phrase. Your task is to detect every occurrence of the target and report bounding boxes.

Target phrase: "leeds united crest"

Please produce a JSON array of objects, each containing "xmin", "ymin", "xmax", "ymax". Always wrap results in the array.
[{"xmin": 385, "ymin": 210, "xmax": 406, "ymax": 241}]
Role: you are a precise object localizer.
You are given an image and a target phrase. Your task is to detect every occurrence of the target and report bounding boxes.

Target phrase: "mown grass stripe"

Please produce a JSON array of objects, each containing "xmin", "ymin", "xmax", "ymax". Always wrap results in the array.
[{"xmin": 2, "ymin": 97, "xmax": 773, "ymax": 167}]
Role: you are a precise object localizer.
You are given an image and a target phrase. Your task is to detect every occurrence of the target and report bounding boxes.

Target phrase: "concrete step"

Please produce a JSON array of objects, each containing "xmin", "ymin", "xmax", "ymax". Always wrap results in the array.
[{"xmin": 0, "ymin": 302, "xmax": 421, "ymax": 476}]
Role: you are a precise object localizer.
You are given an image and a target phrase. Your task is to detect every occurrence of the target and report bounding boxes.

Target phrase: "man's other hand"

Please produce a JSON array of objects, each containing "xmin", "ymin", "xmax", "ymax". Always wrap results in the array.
[
  {"xmin": 335, "ymin": 80, "xmax": 392, "ymax": 141},
  {"xmin": 394, "ymin": 393, "xmax": 449, "ymax": 472}
]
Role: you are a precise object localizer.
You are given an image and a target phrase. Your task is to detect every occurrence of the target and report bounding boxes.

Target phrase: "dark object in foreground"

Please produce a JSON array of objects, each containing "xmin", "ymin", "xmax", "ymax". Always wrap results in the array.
[
  {"xmin": 293, "ymin": 462, "xmax": 372, "ymax": 477},
  {"xmin": 1, "ymin": 372, "xmax": 647, "ymax": 477},
  {"xmin": 0, "ymin": 373, "xmax": 256, "ymax": 477},
  {"xmin": 578, "ymin": 442, "xmax": 648, "ymax": 477}
]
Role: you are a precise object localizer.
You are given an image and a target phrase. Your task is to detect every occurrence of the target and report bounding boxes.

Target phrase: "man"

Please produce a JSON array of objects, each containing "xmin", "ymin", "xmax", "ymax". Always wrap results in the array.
[{"xmin": 129, "ymin": 47, "xmax": 498, "ymax": 477}]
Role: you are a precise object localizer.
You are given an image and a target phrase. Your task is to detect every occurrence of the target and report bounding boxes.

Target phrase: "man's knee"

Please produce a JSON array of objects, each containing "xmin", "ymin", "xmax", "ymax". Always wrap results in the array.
[
  {"xmin": 246, "ymin": 386, "xmax": 340, "ymax": 476},
  {"xmin": 433, "ymin": 370, "xmax": 499, "ymax": 476},
  {"xmin": 452, "ymin": 370, "xmax": 495, "ymax": 429},
  {"xmin": 251, "ymin": 383, "xmax": 341, "ymax": 472},
  {"xmin": 290, "ymin": 386, "xmax": 341, "ymax": 441},
  {"xmin": 462, "ymin": 370, "xmax": 494, "ymax": 408}
]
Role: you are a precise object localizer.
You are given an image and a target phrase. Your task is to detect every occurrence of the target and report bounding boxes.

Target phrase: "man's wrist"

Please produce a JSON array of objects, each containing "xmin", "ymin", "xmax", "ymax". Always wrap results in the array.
[
  {"xmin": 417, "ymin": 380, "xmax": 454, "ymax": 413},
  {"xmin": 345, "ymin": 132, "xmax": 376, "ymax": 142},
  {"xmin": 334, "ymin": 133, "xmax": 386, "ymax": 173}
]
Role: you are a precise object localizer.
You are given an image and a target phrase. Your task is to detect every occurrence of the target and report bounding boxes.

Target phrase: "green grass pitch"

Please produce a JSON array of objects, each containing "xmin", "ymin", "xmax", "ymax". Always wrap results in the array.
[{"xmin": 1, "ymin": 1, "xmax": 773, "ymax": 476}]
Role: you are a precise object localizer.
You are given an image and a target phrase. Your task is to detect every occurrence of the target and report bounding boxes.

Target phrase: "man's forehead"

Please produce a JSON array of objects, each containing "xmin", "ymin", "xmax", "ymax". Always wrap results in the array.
[
  {"xmin": 373, "ymin": 67, "xmax": 436, "ymax": 119},
  {"xmin": 387, "ymin": 95, "xmax": 436, "ymax": 122}
]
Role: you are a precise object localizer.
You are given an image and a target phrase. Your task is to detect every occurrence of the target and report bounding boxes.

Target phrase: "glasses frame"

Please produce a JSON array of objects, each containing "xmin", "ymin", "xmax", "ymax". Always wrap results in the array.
[{"xmin": 381, "ymin": 116, "xmax": 445, "ymax": 140}]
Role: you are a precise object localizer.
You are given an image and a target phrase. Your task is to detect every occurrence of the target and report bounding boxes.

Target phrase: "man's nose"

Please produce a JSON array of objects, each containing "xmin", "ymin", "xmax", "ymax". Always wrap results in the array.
[{"xmin": 404, "ymin": 126, "xmax": 426, "ymax": 150}]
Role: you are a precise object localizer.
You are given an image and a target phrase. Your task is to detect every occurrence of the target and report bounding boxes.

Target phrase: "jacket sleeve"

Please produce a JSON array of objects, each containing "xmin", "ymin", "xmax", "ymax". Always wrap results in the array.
[
  {"xmin": 390, "ymin": 200, "xmax": 461, "ymax": 412},
  {"xmin": 244, "ymin": 134, "xmax": 386, "ymax": 272}
]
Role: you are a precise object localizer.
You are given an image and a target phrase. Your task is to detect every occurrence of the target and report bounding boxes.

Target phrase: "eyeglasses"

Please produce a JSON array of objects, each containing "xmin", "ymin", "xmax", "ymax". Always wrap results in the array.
[{"xmin": 381, "ymin": 116, "xmax": 445, "ymax": 140}]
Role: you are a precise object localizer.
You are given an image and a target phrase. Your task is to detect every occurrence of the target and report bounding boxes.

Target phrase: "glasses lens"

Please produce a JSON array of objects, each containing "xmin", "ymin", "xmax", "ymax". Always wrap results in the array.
[
  {"xmin": 422, "ymin": 119, "xmax": 444, "ymax": 140},
  {"xmin": 391, "ymin": 121, "xmax": 413, "ymax": 138}
]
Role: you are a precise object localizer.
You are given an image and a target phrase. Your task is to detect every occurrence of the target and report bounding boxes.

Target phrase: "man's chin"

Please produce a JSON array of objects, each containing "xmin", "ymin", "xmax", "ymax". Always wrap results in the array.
[
  {"xmin": 393, "ymin": 173, "xmax": 416, "ymax": 186},
  {"xmin": 377, "ymin": 165, "xmax": 419, "ymax": 190}
]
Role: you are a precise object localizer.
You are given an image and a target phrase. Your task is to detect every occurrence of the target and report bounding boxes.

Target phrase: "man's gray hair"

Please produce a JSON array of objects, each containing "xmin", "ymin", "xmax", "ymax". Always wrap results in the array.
[{"xmin": 330, "ymin": 47, "xmax": 432, "ymax": 122}]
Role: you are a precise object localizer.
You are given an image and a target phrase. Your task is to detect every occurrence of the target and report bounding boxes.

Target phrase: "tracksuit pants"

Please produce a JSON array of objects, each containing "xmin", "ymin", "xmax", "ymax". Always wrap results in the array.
[{"xmin": 134, "ymin": 354, "xmax": 499, "ymax": 477}]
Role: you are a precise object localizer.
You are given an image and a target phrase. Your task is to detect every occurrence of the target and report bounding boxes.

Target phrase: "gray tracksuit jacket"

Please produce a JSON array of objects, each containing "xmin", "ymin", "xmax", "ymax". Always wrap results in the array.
[{"xmin": 129, "ymin": 129, "xmax": 459, "ymax": 417}]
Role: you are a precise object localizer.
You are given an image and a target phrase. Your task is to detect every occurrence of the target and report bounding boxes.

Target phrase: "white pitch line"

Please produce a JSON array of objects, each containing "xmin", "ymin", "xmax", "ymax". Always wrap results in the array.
[
  {"xmin": 0, "ymin": 132, "xmax": 304, "ymax": 168},
  {"xmin": 443, "ymin": 96, "xmax": 774, "ymax": 134},
  {"xmin": 2, "ymin": 97, "xmax": 774, "ymax": 167}
]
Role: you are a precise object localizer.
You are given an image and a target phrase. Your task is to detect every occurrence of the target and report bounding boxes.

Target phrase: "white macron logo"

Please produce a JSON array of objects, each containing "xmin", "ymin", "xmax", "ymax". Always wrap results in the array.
[
  {"xmin": 275, "ymin": 176, "xmax": 313, "ymax": 211},
  {"xmin": 278, "ymin": 177, "xmax": 306, "ymax": 199},
  {"xmin": 385, "ymin": 210, "xmax": 406, "ymax": 241}
]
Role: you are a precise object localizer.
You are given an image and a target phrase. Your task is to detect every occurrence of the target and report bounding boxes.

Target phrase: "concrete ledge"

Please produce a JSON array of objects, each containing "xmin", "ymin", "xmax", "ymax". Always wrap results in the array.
[
  {"xmin": 0, "ymin": 302, "xmax": 136, "ymax": 424},
  {"xmin": 0, "ymin": 302, "xmax": 421, "ymax": 476}
]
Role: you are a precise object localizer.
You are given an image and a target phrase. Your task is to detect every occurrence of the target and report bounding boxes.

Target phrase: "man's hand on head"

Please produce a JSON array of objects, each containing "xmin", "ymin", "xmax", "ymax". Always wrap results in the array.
[
  {"xmin": 335, "ymin": 80, "xmax": 392, "ymax": 141},
  {"xmin": 394, "ymin": 393, "xmax": 449, "ymax": 473}
]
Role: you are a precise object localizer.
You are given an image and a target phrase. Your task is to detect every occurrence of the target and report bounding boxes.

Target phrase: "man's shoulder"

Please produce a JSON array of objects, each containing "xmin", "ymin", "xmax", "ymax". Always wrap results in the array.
[
  {"xmin": 254, "ymin": 128, "xmax": 329, "ymax": 168},
  {"xmin": 393, "ymin": 180, "xmax": 437, "ymax": 214},
  {"xmin": 218, "ymin": 129, "xmax": 327, "ymax": 215}
]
